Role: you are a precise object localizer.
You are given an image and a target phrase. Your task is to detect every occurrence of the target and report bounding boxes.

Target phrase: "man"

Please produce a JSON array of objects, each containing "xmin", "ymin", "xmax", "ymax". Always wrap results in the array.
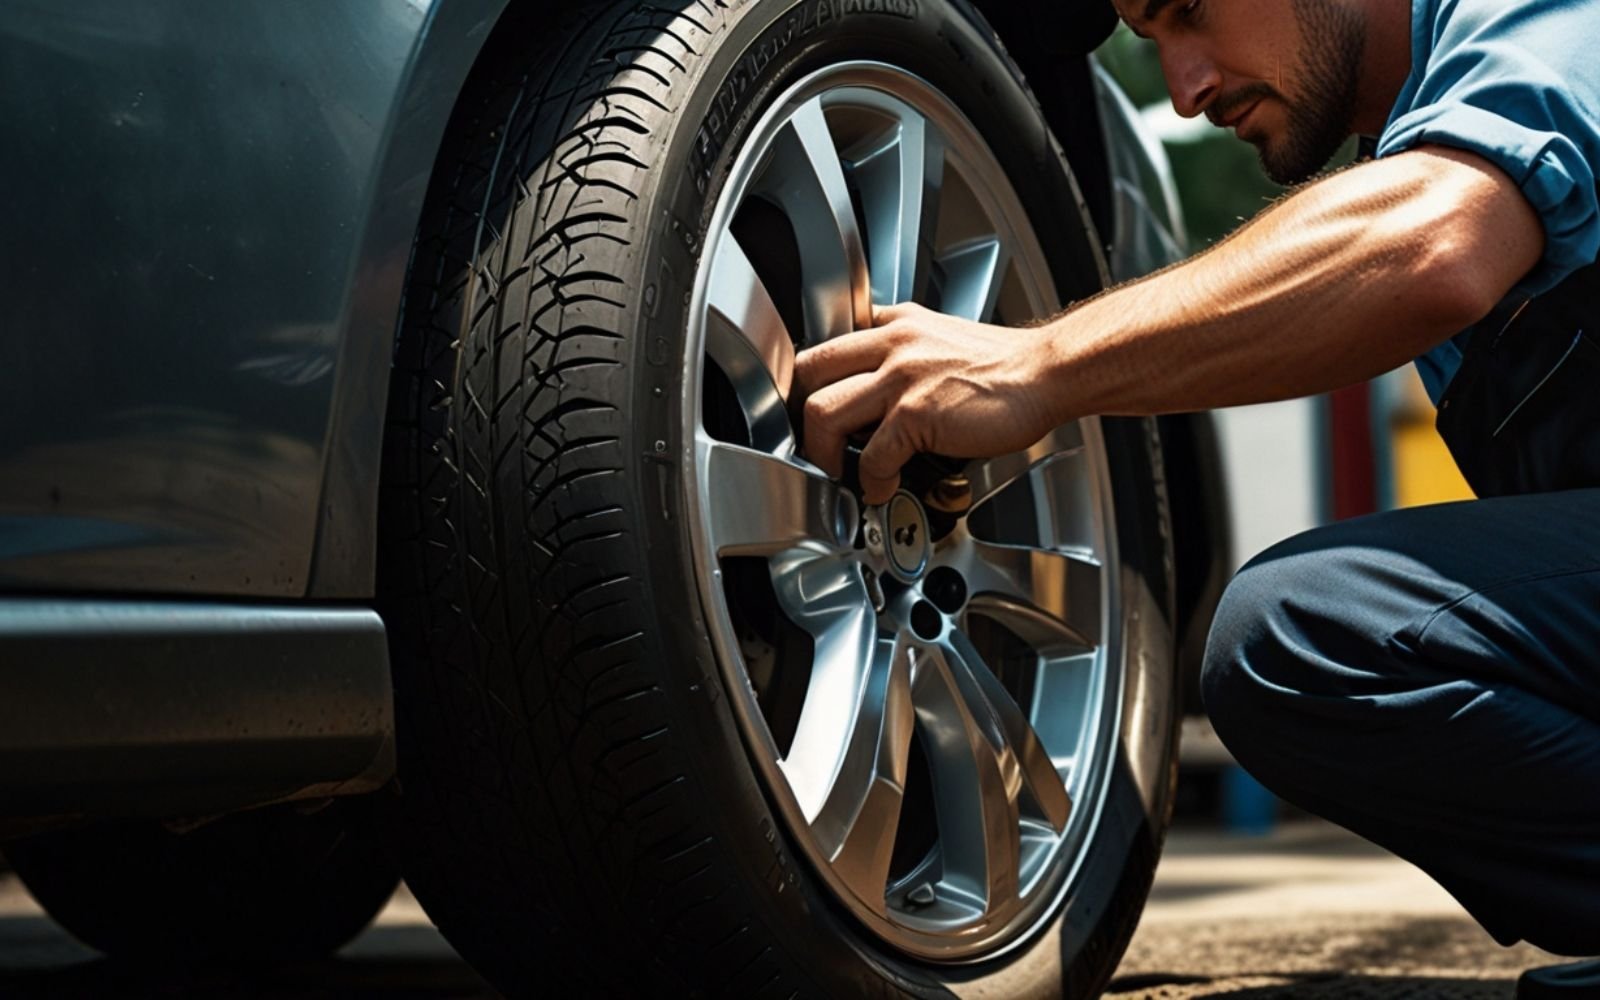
[{"xmin": 794, "ymin": 0, "xmax": 1600, "ymax": 993}]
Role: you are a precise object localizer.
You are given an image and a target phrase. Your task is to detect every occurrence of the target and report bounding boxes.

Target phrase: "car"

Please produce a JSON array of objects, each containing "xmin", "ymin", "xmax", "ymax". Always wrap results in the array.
[{"xmin": 0, "ymin": 1, "xmax": 1229, "ymax": 995}]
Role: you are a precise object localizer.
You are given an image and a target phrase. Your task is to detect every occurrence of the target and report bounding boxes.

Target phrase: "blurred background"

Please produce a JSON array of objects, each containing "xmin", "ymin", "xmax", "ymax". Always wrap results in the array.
[{"xmin": 1100, "ymin": 26, "xmax": 1475, "ymax": 837}]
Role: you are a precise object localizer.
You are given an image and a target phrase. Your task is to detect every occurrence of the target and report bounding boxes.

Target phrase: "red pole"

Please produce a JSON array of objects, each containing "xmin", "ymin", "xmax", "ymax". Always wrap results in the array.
[{"xmin": 1329, "ymin": 383, "xmax": 1377, "ymax": 520}]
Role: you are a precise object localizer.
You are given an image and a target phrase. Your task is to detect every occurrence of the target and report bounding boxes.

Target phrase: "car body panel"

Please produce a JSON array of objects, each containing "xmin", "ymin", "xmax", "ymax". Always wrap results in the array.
[
  {"xmin": 1091, "ymin": 61, "xmax": 1188, "ymax": 283},
  {"xmin": 0, "ymin": 0, "xmax": 504, "ymax": 598}
]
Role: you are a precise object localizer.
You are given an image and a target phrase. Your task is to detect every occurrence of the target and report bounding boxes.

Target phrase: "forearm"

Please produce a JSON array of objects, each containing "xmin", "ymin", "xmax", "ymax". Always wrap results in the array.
[{"xmin": 1043, "ymin": 146, "xmax": 1544, "ymax": 420}]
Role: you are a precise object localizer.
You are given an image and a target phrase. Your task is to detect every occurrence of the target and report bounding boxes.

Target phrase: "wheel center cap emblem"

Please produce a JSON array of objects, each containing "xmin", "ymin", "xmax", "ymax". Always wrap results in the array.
[{"xmin": 886, "ymin": 492, "xmax": 931, "ymax": 580}]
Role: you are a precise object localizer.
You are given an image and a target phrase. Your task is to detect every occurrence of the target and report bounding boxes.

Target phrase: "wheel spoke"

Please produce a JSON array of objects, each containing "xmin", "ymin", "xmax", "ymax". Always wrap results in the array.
[
  {"xmin": 774, "ymin": 564, "xmax": 880, "ymax": 821},
  {"xmin": 911, "ymin": 645, "xmax": 1022, "ymax": 911},
  {"xmin": 1028, "ymin": 649, "xmax": 1098, "ymax": 765},
  {"xmin": 937, "ymin": 236, "xmax": 1009, "ymax": 322},
  {"xmin": 703, "ymin": 440, "xmax": 848, "ymax": 557},
  {"xmin": 759, "ymin": 97, "xmax": 872, "ymax": 341},
  {"xmin": 965, "ymin": 424, "xmax": 1086, "ymax": 511},
  {"xmin": 964, "ymin": 598, "xmax": 1092, "ymax": 662},
  {"xmin": 945, "ymin": 629, "xmax": 1071, "ymax": 832},
  {"xmin": 706, "ymin": 233, "xmax": 796, "ymax": 448},
  {"xmin": 810, "ymin": 633, "xmax": 915, "ymax": 910},
  {"xmin": 957, "ymin": 535, "xmax": 1101, "ymax": 647},
  {"xmin": 849, "ymin": 111, "xmax": 945, "ymax": 307},
  {"xmin": 961, "ymin": 602, "xmax": 1096, "ymax": 765}
]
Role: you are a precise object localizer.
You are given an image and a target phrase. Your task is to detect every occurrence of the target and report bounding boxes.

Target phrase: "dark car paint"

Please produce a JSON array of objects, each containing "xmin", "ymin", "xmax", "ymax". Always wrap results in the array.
[{"xmin": 0, "ymin": 0, "xmax": 503, "ymax": 598}]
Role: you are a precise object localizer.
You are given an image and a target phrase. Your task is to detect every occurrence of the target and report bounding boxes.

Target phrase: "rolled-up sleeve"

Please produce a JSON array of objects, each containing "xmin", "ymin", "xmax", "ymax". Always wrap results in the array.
[{"xmin": 1376, "ymin": 0, "xmax": 1600, "ymax": 295}]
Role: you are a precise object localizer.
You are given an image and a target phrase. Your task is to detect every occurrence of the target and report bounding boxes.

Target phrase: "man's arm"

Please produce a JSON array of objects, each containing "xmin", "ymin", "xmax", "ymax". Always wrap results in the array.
[{"xmin": 796, "ymin": 145, "xmax": 1543, "ymax": 504}]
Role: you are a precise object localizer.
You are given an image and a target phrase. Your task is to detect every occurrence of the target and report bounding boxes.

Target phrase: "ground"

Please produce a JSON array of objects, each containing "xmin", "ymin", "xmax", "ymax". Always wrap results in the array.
[
  {"xmin": 1108, "ymin": 822, "xmax": 1555, "ymax": 998},
  {"xmin": 0, "ymin": 820, "xmax": 1558, "ymax": 998}
]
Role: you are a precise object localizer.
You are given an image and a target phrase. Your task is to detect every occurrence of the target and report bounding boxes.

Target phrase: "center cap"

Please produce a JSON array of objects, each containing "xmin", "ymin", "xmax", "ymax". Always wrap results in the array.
[{"xmin": 886, "ymin": 491, "xmax": 931, "ymax": 581}]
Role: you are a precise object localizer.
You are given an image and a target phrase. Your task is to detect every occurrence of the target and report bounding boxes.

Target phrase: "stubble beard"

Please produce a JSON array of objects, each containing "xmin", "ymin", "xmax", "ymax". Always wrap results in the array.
[{"xmin": 1257, "ymin": 0, "xmax": 1366, "ymax": 185}]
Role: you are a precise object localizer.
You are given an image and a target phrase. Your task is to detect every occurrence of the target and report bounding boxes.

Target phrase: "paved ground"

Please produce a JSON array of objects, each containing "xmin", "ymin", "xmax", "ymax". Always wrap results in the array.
[
  {"xmin": 1107, "ymin": 822, "xmax": 1555, "ymax": 998},
  {"xmin": 0, "ymin": 820, "xmax": 1560, "ymax": 998}
]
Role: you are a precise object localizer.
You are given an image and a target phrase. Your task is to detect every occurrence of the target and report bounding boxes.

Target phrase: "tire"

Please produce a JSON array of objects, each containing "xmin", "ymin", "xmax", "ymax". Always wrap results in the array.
[
  {"xmin": 378, "ymin": 2, "xmax": 1179, "ymax": 997},
  {"xmin": 4, "ymin": 796, "xmax": 399, "ymax": 965}
]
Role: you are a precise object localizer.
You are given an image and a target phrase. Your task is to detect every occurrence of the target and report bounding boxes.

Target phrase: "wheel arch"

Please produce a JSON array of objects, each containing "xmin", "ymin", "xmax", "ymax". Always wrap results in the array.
[
  {"xmin": 970, "ymin": 0, "xmax": 1118, "ymax": 259},
  {"xmin": 306, "ymin": 0, "xmax": 512, "ymax": 596},
  {"xmin": 309, "ymin": 0, "xmax": 1120, "ymax": 597},
  {"xmin": 310, "ymin": 0, "xmax": 1232, "ymax": 678}
]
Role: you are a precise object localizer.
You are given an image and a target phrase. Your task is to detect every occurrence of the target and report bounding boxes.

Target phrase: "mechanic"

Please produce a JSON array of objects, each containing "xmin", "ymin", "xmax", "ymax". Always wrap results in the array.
[{"xmin": 793, "ymin": 0, "xmax": 1600, "ymax": 994}]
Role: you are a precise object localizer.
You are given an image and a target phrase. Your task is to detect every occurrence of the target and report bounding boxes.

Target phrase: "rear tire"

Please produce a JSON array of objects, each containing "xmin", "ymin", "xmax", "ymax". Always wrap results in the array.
[
  {"xmin": 379, "ymin": 2, "xmax": 1179, "ymax": 996},
  {"xmin": 5, "ymin": 796, "xmax": 398, "ymax": 966}
]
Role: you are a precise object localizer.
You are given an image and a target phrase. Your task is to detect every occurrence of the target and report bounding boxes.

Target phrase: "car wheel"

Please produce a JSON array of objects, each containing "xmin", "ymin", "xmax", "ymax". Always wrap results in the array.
[
  {"xmin": 378, "ymin": 2, "xmax": 1179, "ymax": 996},
  {"xmin": 4, "ymin": 796, "xmax": 399, "ymax": 965}
]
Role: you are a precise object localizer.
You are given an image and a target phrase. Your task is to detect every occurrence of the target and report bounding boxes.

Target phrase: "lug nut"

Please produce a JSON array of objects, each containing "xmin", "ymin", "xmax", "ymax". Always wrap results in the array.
[{"xmin": 925, "ymin": 475, "xmax": 973, "ymax": 515}]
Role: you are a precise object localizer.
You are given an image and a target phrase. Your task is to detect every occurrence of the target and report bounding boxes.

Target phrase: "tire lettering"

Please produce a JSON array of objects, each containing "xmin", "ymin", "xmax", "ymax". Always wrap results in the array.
[{"xmin": 693, "ymin": 0, "xmax": 919, "ymax": 194}]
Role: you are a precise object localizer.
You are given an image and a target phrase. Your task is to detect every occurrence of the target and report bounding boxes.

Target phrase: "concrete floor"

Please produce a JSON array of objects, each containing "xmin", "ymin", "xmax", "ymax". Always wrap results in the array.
[
  {"xmin": 0, "ymin": 820, "xmax": 1561, "ymax": 998},
  {"xmin": 1108, "ymin": 821, "xmax": 1556, "ymax": 998}
]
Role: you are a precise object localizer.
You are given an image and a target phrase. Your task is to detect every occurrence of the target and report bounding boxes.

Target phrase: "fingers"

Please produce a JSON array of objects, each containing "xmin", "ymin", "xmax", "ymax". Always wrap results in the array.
[
  {"xmin": 793, "ymin": 302, "xmax": 928, "ymax": 394},
  {"xmin": 858, "ymin": 413, "xmax": 918, "ymax": 505},
  {"xmin": 793, "ymin": 302, "xmax": 928, "ymax": 498},
  {"xmin": 793, "ymin": 330, "xmax": 891, "ymax": 398},
  {"xmin": 802, "ymin": 372, "xmax": 888, "ymax": 479},
  {"xmin": 873, "ymin": 301, "xmax": 924, "ymax": 326}
]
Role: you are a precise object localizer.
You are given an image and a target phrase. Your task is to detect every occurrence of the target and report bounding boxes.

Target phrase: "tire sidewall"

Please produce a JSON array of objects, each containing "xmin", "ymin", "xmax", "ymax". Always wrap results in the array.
[{"xmin": 620, "ymin": 2, "xmax": 1177, "ymax": 995}]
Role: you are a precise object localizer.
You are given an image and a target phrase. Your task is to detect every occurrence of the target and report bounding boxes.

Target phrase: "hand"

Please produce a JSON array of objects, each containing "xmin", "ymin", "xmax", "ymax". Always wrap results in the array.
[{"xmin": 794, "ymin": 302, "xmax": 1062, "ymax": 505}]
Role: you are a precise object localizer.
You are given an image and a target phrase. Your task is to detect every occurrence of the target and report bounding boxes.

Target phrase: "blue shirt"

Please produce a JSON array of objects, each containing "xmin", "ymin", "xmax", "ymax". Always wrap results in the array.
[{"xmin": 1375, "ymin": 0, "xmax": 1600, "ymax": 402}]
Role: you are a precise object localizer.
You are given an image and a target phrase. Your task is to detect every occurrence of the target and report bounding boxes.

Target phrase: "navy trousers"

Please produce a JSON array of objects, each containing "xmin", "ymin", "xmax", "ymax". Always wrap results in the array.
[{"xmin": 1202, "ymin": 488, "xmax": 1600, "ymax": 956}]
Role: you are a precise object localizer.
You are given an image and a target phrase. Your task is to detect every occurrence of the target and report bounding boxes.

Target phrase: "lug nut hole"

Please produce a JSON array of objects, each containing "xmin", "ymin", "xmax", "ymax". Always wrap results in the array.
[
  {"xmin": 911, "ymin": 600, "xmax": 942, "ymax": 641},
  {"xmin": 925, "ymin": 566, "xmax": 968, "ymax": 614}
]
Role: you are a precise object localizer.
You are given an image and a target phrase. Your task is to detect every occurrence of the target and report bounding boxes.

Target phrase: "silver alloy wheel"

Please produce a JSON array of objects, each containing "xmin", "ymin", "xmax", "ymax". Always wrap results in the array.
[{"xmin": 682, "ymin": 63, "xmax": 1123, "ymax": 962}]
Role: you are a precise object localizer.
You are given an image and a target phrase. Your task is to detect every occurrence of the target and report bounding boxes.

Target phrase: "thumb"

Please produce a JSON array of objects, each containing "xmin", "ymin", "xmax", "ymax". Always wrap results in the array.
[{"xmin": 858, "ymin": 417, "xmax": 916, "ymax": 505}]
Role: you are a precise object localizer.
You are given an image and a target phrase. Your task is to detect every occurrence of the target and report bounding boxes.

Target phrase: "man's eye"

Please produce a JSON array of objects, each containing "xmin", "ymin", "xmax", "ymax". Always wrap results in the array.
[{"xmin": 1180, "ymin": 0, "xmax": 1204, "ymax": 20}]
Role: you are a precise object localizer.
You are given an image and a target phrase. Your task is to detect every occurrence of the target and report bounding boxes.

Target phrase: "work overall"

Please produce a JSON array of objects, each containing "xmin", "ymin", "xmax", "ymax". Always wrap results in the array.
[{"xmin": 1202, "ymin": 259, "xmax": 1600, "ymax": 955}]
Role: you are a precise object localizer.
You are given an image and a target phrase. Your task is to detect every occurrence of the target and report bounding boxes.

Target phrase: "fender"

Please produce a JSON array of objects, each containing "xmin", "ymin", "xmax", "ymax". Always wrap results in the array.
[{"xmin": 307, "ymin": 0, "xmax": 511, "ymax": 595}]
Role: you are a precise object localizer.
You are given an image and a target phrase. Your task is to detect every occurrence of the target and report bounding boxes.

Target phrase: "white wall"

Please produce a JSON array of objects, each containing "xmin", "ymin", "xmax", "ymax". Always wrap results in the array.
[{"xmin": 1211, "ymin": 399, "xmax": 1322, "ymax": 572}]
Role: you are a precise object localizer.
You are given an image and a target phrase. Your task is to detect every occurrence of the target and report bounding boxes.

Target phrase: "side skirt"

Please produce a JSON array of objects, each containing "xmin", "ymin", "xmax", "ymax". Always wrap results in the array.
[{"xmin": 0, "ymin": 600, "xmax": 394, "ymax": 825}]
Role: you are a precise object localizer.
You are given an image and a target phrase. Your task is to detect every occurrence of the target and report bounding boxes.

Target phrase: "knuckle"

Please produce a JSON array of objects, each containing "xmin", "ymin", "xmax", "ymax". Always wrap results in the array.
[
  {"xmin": 884, "ymin": 358, "xmax": 913, "ymax": 390},
  {"xmin": 804, "ymin": 395, "xmax": 834, "ymax": 429}
]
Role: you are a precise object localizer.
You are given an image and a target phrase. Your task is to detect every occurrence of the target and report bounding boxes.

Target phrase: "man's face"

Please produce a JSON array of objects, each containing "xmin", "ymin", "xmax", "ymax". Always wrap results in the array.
[{"xmin": 1115, "ymin": 0, "xmax": 1366, "ymax": 184}]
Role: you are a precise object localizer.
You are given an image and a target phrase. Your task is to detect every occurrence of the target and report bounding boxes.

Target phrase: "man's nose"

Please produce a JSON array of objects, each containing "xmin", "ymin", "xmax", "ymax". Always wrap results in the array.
[{"xmin": 1159, "ymin": 44, "xmax": 1222, "ymax": 119}]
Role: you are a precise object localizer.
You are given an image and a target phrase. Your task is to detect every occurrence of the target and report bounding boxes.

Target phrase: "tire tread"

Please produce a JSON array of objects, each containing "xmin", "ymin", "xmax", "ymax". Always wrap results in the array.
[{"xmin": 380, "ymin": 3, "xmax": 807, "ymax": 996}]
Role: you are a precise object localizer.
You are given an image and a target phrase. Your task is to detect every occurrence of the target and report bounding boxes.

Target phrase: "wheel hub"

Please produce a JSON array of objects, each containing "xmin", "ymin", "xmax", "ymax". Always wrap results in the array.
[{"xmin": 876, "ymin": 491, "xmax": 933, "ymax": 583}]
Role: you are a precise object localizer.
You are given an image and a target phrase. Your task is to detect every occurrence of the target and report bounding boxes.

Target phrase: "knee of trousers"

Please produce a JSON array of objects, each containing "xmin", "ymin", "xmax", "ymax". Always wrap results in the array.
[{"xmin": 1199, "ymin": 548, "xmax": 1339, "ymax": 770}]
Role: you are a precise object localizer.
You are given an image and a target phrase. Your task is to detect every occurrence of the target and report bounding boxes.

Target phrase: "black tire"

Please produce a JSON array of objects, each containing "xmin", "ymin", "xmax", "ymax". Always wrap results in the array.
[
  {"xmin": 378, "ymin": 2, "xmax": 1179, "ymax": 996},
  {"xmin": 4, "ymin": 796, "xmax": 399, "ymax": 966}
]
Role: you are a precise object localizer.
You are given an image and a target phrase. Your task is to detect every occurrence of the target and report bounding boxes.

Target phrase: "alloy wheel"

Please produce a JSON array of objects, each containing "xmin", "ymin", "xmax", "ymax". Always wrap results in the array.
[{"xmin": 683, "ymin": 63, "xmax": 1123, "ymax": 962}]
